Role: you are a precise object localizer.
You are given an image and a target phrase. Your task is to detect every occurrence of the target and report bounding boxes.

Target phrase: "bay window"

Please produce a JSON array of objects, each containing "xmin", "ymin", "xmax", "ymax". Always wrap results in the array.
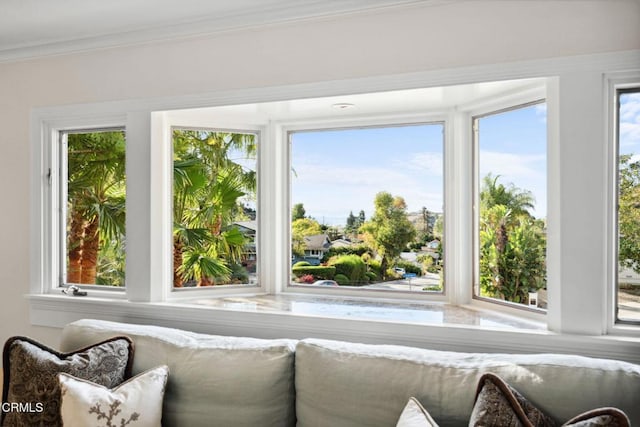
[
  {"xmin": 39, "ymin": 80, "xmax": 550, "ymax": 311},
  {"xmin": 31, "ymin": 69, "xmax": 640, "ymax": 350},
  {"xmin": 25, "ymin": 49, "xmax": 640, "ymax": 366}
]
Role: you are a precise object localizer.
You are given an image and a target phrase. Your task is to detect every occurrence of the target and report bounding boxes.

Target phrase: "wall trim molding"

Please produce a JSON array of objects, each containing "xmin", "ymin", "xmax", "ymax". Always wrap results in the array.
[
  {"xmin": 30, "ymin": 50, "xmax": 640, "ymax": 119},
  {"xmin": 0, "ymin": 0, "xmax": 442, "ymax": 64}
]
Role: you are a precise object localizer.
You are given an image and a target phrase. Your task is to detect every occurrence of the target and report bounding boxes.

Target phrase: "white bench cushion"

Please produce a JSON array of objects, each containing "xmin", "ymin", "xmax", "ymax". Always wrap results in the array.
[
  {"xmin": 295, "ymin": 338, "xmax": 640, "ymax": 427},
  {"xmin": 60, "ymin": 319, "xmax": 296, "ymax": 427}
]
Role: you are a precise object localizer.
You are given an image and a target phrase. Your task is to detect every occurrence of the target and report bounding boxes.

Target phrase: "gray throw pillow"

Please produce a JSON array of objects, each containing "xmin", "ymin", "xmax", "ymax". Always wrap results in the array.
[{"xmin": 2, "ymin": 335, "xmax": 134, "ymax": 427}]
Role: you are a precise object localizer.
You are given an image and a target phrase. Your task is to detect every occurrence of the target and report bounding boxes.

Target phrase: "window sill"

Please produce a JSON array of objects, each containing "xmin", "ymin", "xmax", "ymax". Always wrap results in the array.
[{"xmin": 28, "ymin": 293, "xmax": 640, "ymax": 365}]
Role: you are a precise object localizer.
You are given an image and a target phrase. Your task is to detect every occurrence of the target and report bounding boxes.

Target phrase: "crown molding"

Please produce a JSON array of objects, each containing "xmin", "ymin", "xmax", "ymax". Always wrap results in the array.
[{"xmin": 0, "ymin": 0, "xmax": 439, "ymax": 64}]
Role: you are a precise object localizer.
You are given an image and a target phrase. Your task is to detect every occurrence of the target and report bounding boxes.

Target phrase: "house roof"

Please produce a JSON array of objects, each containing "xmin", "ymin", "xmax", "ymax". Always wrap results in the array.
[
  {"xmin": 330, "ymin": 238, "xmax": 353, "ymax": 248},
  {"xmin": 304, "ymin": 234, "xmax": 331, "ymax": 251},
  {"xmin": 232, "ymin": 221, "xmax": 257, "ymax": 233}
]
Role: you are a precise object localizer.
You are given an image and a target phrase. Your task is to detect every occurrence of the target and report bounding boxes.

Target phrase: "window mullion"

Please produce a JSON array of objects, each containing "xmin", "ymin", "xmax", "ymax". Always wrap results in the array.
[
  {"xmin": 446, "ymin": 111, "xmax": 474, "ymax": 305},
  {"xmin": 125, "ymin": 111, "xmax": 163, "ymax": 302}
]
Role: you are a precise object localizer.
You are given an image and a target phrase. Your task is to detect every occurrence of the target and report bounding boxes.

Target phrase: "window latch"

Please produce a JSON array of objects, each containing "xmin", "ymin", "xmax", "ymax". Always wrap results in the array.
[{"xmin": 62, "ymin": 285, "xmax": 87, "ymax": 297}]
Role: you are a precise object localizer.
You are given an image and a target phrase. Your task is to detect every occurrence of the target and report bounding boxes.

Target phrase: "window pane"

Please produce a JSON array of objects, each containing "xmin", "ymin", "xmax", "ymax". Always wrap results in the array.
[
  {"xmin": 172, "ymin": 130, "xmax": 257, "ymax": 288},
  {"xmin": 617, "ymin": 89, "xmax": 640, "ymax": 322},
  {"xmin": 290, "ymin": 123, "xmax": 444, "ymax": 292},
  {"xmin": 64, "ymin": 130, "xmax": 126, "ymax": 286},
  {"xmin": 475, "ymin": 103, "xmax": 547, "ymax": 308}
]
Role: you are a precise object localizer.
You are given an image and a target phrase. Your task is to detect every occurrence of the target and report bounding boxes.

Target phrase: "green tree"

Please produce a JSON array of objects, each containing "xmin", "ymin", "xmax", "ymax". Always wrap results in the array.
[
  {"xmin": 357, "ymin": 210, "xmax": 366, "ymax": 226},
  {"xmin": 66, "ymin": 131, "xmax": 126, "ymax": 286},
  {"xmin": 480, "ymin": 174, "xmax": 534, "ymax": 217},
  {"xmin": 292, "ymin": 203, "xmax": 306, "ymax": 221},
  {"xmin": 478, "ymin": 175, "xmax": 546, "ymax": 303},
  {"xmin": 173, "ymin": 130, "xmax": 256, "ymax": 286},
  {"xmin": 360, "ymin": 192, "xmax": 416, "ymax": 279},
  {"xmin": 346, "ymin": 211, "xmax": 357, "ymax": 232},
  {"xmin": 345, "ymin": 210, "xmax": 366, "ymax": 236},
  {"xmin": 619, "ymin": 154, "xmax": 640, "ymax": 273}
]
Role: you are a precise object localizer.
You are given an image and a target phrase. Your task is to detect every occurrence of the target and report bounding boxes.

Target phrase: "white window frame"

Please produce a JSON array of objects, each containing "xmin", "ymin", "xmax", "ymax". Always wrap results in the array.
[
  {"xmin": 470, "ymin": 99, "xmax": 548, "ymax": 314},
  {"xmin": 168, "ymin": 125, "xmax": 262, "ymax": 294},
  {"xmin": 606, "ymin": 72, "xmax": 640, "ymax": 332},
  {"xmin": 58, "ymin": 127, "xmax": 127, "ymax": 291},
  {"xmin": 160, "ymin": 112, "xmax": 271, "ymax": 299},
  {"xmin": 32, "ymin": 113, "xmax": 129, "ymax": 300},
  {"xmin": 279, "ymin": 114, "xmax": 450, "ymax": 302}
]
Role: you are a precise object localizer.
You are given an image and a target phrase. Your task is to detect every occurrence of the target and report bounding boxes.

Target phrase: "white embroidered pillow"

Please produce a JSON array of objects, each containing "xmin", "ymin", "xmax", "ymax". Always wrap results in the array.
[
  {"xmin": 58, "ymin": 365, "xmax": 169, "ymax": 427},
  {"xmin": 396, "ymin": 397, "xmax": 439, "ymax": 427}
]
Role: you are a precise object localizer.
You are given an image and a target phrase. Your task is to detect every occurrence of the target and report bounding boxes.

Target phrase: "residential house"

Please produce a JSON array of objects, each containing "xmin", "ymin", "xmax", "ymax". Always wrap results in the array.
[
  {"xmin": 231, "ymin": 221, "xmax": 257, "ymax": 273},
  {"xmin": 293, "ymin": 234, "xmax": 332, "ymax": 266}
]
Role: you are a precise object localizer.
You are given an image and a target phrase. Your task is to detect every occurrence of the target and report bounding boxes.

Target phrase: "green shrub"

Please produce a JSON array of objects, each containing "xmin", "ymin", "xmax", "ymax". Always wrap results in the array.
[
  {"xmin": 292, "ymin": 265, "xmax": 336, "ymax": 280},
  {"xmin": 365, "ymin": 271, "xmax": 378, "ymax": 282},
  {"xmin": 321, "ymin": 244, "xmax": 371, "ymax": 262},
  {"xmin": 368, "ymin": 259, "xmax": 382, "ymax": 277},
  {"xmin": 229, "ymin": 263, "xmax": 249, "ymax": 283},
  {"xmin": 328, "ymin": 254, "xmax": 367, "ymax": 284},
  {"xmin": 334, "ymin": 274, "xmax": 350, "ymax": 285},
  {"xmin": 293, "ymin": 261, "xmax": 311, "ymax": 268}
]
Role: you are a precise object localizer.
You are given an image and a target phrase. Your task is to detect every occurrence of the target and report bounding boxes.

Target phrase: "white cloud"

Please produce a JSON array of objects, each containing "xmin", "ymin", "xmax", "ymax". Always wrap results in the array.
[
  {"xmin": 620, "ymin": 93, "xmax": 640, "ymax": 121},
  {"xmin": 479, "ymin": 150, "xmax": 545, "ymax": 181},
  {"xmin": 478, "ymin": 150, "xmax": 547, "ymax": 217},
  {"xmin": 620, "ymin": 122, "xmax": 640, "ymax": 148},
  {"xmin": 619, "ymin": 94, "xmax": 640, "ymax": 150},
  {"xmin": 396, "ymin": 151, "xmax": 443, "ymax": 176},
  {"xmin": 292, "ymin": 160, "xmax": 443, "ymax": 224},
  {"xmin": 535, "ymin": 103, "xmax": 547, "ymax": 124}
]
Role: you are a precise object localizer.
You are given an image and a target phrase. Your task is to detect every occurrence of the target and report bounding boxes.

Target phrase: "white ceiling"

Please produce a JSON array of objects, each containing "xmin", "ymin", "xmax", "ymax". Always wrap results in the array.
[
  {"xmin": 165, "ymin": 78, "xmax": 546, "ymax": 125},
  {"xmin": 0, "ymin": 0, "xmax": 438, "ymax": 62},
  {"xmin": 2, "ymin": 0, "xmax": 634, "ymax": 63}
]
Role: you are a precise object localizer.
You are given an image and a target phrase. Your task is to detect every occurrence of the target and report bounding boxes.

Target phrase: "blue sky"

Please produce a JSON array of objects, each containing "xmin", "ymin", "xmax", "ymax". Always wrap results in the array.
[
  {"xmin": 620, "ymin": 92, "xmax": 640, "ymax": 159},
  {"xmin": 291, "ymin": 103, "xmax": 548, "ymax": 226},
  {"xmin": 477, "ymin": 103, "xmax": 547, "ymax": 218},
  {"xmin": 291, "ymin": 124, "xmax": 444, "ymax": 225}
]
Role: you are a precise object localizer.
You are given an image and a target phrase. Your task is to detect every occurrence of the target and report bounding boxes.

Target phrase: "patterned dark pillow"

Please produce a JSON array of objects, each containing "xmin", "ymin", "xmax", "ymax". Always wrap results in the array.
[
  {"xmin": 470, "ymin": 373, "xmax": 630, "ymax": 427},
  {"xmin": 563, "ymin": 408, "xmax": 630, "ymax": 427},
  {"xmin": 470, "ymin": 372, "xmax": 557, "ymax": 427},
  {"xmin": 1, "ymin": 335, "xmax": 134, "ymax": 427}
]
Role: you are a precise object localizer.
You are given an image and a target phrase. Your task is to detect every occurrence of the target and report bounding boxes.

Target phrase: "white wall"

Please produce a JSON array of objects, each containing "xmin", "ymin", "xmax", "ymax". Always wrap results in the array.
[{"xmin": 1, "ymin": 0, "xmax": 639, "ymax": 349}]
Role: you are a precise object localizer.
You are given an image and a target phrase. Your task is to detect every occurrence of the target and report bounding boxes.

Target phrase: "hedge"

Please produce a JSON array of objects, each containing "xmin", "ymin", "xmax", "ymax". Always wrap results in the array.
[
  {"xmin": 292, "ymin": 265, "xmax": 336, "ymax": 280},
  {"xmin": 328, "ymin": 254, "xmax": 367, "ymax": 284},
  {"xmin": 334, "ymin": 274, "xmax": 350, "ymax": 285}
]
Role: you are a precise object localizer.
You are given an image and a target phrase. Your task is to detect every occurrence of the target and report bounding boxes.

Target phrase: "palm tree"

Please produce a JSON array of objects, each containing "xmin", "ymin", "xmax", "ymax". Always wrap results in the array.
[
  {"xmin": 172, "ymin": 130, "xmax": 256, "ymax": 287},
  {"xmin": 480, "ymin": 173, "xmax": 535, "ymax": 217},
  {"xmin": 66, "ymin": 131, "xmax": 126, "ymax": 285},
  {"xmin": 478, "ymin": 174, "xmax": 545, "ymax": 303}
]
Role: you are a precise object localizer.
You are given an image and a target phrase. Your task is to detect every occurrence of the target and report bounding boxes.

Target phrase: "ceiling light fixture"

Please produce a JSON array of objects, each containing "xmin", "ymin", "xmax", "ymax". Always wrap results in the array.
[{"xmin": 331, "ymin": 103, "xmax": 355, "ymax": 110}]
